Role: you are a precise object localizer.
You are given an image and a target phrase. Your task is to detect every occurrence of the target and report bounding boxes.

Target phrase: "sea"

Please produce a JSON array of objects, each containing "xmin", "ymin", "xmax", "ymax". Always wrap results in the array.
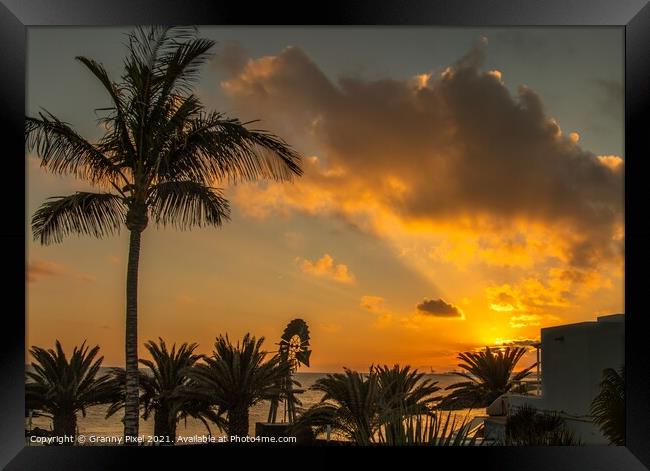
[{"xmin": 27, "ymin": 372, "xmax": 484, "ymax": 443}]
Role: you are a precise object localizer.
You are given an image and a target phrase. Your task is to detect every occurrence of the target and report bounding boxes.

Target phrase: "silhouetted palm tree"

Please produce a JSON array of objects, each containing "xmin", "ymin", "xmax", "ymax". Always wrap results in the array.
[
  {"xmin": 106, "ymin": 338, "xmax": 221, "ymax": 443},
  {"xmin": 374, "ymin": 364, "xmax": 441, "ymax": 413},
  {"xmin": 297, "ymin": 365, "xmax": 441, "ymax": 444},
  {"xmin": 187, "ymin": 334, "xmax": 286, "ymax": 436},
  {"xmin": 374, "ymin": 364, "xmax": 442, "ymax": 440},
  {"xmin": 590, "ymin": 367, "xmax": 624, "ymax": 445},
  {"xmin": 503, "ymin": 404, "xmax": 579, "ymax": 445},
  {"xmin": 296, "ymin": 368, "xmax": 380, "ymax": 445},
  {"xmin": 376, "ymin": 408, "xmax": 480, "ymax": 446},
  {"xmin": 26, "ymin": 26, "xmax": 302, "ymax": 440},
  {"xmin": 26, "ymin": 341, "xmax": 118, "ymax": 438},
  {"xmin": 440, "ymin": 347, "xmax": 536, "ymax": 409}
]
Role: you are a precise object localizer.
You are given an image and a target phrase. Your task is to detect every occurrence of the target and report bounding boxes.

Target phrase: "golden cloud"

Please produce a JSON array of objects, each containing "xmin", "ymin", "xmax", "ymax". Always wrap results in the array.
[
  {"xmin": 510, "ymin": 314, "xmax": 542, "ymax": 328},
  {"xmin": 298, "ymin": 254, "xmax": 356, "ymax": 284},
  {"xmin": 486, "ymin": 266, "xmax": 608, "ymax": 328},
  {"xmin": 218, "ymin": 39, "xmax": 623, "ymax": 315},
  {"xmin": 597, "ymin": 155, "xmax": 624, "ymax": 172}
]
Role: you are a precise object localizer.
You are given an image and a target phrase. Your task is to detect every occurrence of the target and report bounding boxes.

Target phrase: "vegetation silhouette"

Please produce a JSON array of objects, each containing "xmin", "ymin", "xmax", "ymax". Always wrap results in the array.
[
  {"xmin": 186, "ymin": 334, "xmax": 289, "ymax": 437},
  {"xmin": 296, "ymin": 368, "xmax": 379, "ymax": 444},
  {"xmin": 439, "ymin": 346, "xmax": 536, "ymax": 409},
  {"xmin": 26, "ymin": 337, "xmax": 607, "ymax": 447},
  {"xmin": 106, "ymin": 338, "xmax": 220, "ymax": 443},
  {"xmin": 590, "ymin": 367, "xmax": 625, "ymax": 445},
  {"xmin": 501, "ymin": 404, "xmax": 580, "ymax": 445},
  {"xmin": 26, "ymin": 25, "xmax": 302, "ymax": 441},
  {"xmin": 26, "ymin": 341, "xmax": 118, "ymax": 439},
  {"xmin": 294, "ymin": 365, "xmax": 442, "ymax": 445},
  {"xmin": 375, "ymin": 364, "xmax": 441, "ymax": 413},
  {"xmin": 376, "ymin": 408, "xmax": 480, "ymax": 446}
]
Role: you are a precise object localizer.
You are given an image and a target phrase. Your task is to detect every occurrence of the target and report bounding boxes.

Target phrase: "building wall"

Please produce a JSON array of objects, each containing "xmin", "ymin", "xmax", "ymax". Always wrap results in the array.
[
  {"xmin": 540, "ymin": 316, "xmax": 624, "ymax": 416},
  {"xmin": 503, "ymin": 314, "xmax": 624, "ymax": 444}
]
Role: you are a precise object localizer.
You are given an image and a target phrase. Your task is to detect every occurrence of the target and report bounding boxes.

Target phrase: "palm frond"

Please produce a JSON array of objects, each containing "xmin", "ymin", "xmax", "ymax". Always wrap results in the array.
[
  {"xmin": 105, "ymin": 338, "xmax": 212, "ymax": 432},
  {"xmin": 375, "ymin": 364, "xmax": 441, "ymax": 413},
  {"xmin": 296, "ymin": 368, "xmax": 379, "ymax": 444},
  {"xmin": 154, "ymin": 36, "xmax": 215, "ymax": 103},
  {"xmin": 75, "ymin": 56, "xmax": 137, "ymax": 163},
  {"xmin": 590, "ymin": 367, "xmax": 625, "ymax": 445},
  {"xmin": 26, "ymin": 340, "xmax": 119, "ymax": 418},
  {"xmin": 32, "ymin": 192, "xmax": 126, "ymax": 245},
  {"xmin": 159, "ymin": 112, "xmax": 303, "ymax": 185},
  {"xmin": 148, "ymin": 180, "xmax": 230, "ymax": 229},
  {"xmin": 25, "ymin": 113, "xmax": 126, "ymax": 185},
  {"xmin": 185, "ymin": 334, "xmax": 287, "ymax": 435},
  {"xmin": 441, "ymin": 346, "xmax": 536, "ymax": 408},
  {"xmin": 377, "ymin": 409, "xmax": 480, "ymax": 446}
]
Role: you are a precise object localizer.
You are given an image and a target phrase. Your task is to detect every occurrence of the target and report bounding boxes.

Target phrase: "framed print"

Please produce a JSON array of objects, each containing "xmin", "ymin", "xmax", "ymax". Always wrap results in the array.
[{"xmin": 1, "ymin": 0, "xmax": 649, "ymax": 469}]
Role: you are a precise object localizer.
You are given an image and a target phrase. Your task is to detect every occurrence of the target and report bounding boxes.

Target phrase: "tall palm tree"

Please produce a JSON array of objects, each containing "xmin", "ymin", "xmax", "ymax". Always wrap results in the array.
[
  {"xmin": 590, "ymin": 367, "xmax": 625, "ymax": 445},
  {"xmin": 26, "ymin": 341, "xmax": 118, "ymax": 438},
  {"xmin": 440, "ymin": 346, "xmax": 536, "ymax": 409},
  {"xmin": 106, "ymin": 338, "xmax": 221, "ymax": 443},
  {"xmin": 187, "ymin": 334, "xmax": 287, "ymax": 436},
  {"xmin": 26, "ymin": 26, "xmax": 302, "ymax": 441}
]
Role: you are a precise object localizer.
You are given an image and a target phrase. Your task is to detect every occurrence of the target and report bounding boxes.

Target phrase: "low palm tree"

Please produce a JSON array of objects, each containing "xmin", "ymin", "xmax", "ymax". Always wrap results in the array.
[
  {"xmin": 297, "ymin": 365, "xmax": 441, "ymax": 445},
  {"xmin": 187, "ymin": 334, "xmax": 286, "ymax": 436},
  {"xmin": 106, "ymin": 338, "xmax": 221, "ymax": 443},
  {"xmin": 503, "ymin": 404, "xmax": 579, "ymax": 445},
  {"xmin": 26, "ymin": 341, "xmax": 118, "ymax": 438},
  {"xmin": 26, "ymin": 26, "xmax": 302, "ymax": 441},
  {"xmin": 374, "ymin": 364, "xmax": 442, "ymax": 441},
  {"xmin": 440, "ymin": 346, "xmax": 536, "ymax": 409},
  {"xmin": 376, "ymin": 408, "xmax": 480, "ymax": 446},
  {"xmin": 296, "ymin": 368, "xmax": 380, "ymax": 445},
  {"xmin": 590, "ymin": 367, "xmax": 625, "ymax": 445},
  {"xmin": 374, "ymin": 364, "xmax": 441, "ymax": 413}
]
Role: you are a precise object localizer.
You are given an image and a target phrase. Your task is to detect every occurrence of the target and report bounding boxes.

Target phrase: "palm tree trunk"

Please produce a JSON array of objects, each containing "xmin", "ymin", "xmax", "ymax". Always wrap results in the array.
[
  {"xmin": 53, "ymin": 412, "xmax": 77, "ymax": 439},
  {"xmin": 124, "ymin": 229, "xmax": 142, "ymax": 443},
  {"xmin": 228, "ymin": 405, "xmax": 249, "ymax": 437},
  {"xmin": 154, "ymin": 406, "xmax": 176, "ymax": 445}
]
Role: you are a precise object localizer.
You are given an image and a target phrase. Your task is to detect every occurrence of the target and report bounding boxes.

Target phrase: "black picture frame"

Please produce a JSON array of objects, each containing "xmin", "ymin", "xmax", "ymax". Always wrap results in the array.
[{"xmin": 1, "ymin": 1, "xmax": 649, "ymax": 469}]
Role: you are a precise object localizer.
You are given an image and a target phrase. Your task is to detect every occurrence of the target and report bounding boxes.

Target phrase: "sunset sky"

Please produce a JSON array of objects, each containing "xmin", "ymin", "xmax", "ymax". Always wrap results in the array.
[{"xmin": 26, "ymin": 27, "xmax": 624, "ymax": 371}]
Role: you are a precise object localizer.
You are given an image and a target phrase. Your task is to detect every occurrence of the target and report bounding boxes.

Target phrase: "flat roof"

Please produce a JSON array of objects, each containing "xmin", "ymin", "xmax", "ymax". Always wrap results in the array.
[
  {"xmin": 597, "ymin": 313, "xmax": 625, "ymax": 323},
  {"xmin": 541, "ymin": 313, "xmax": 625, "ymax": 332}
]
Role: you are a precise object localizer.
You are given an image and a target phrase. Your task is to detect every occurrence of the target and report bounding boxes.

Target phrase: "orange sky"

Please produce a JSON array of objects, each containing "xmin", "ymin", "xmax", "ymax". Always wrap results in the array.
[{"xmin": 26, "ymin": 28, "xmax": 624, "ymax": 372}]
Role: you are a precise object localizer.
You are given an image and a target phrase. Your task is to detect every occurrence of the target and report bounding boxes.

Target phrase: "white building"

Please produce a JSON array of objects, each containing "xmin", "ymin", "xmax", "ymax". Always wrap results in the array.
[{"xmin": 486, "ymin": 313, "xmax": 624, "ymax": 444}]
